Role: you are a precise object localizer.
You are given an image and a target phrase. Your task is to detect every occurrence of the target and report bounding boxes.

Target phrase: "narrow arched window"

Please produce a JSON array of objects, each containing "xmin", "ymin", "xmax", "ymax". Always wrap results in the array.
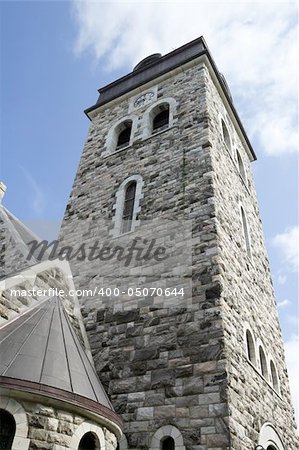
[
  {"xmin": 237, "ymin": 150, "xmax": 246, "ymax": 182},
  {"xmin": 221, "ymin": 119, "xmax": 231, "ymax": 153},
  {"xmin": 0, "ymin": 409, "xmax": 16, "ymax": 450},
  {"xmin": 153, "ymin": 104, "xmax": 169, "ymax": 132},
  {"xmin": 246, "ymin": 329, "xmax": 256, "ymax": 365},
  {"xmin": 161, "ymin": 436, "xmax": 175, "ymax": 450},
  {"xmin": 270, "ymin": 360, "xmax": 279, "ymax": 391},
  {"xmin": 111, "ymin": 175, "xmax": 143, "ymax": 238},
  {"xmin": 259, "ymin": 346, "xmax": 268, "ymax": 379},
  {"xmin": 78, "ymin": 431, "xmax": 100, "ymax": 450},
  {"xmin": 241, "ymin": 206, "xmax": 252, "ymax": 259},
  {"xmin": 121, "ymin": 181, "xmax": 137, "ymax": 234},
  {"xmin": 116, "ymin": 120, "xmax": 132, "ymax": 149}
]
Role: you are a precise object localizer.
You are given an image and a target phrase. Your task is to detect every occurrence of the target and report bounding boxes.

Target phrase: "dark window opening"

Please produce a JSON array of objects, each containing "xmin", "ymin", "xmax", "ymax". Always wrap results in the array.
[
  {"xmin": 121, "ymin": 181, "xmax": 137, "ymax": 233},
  {"xmin": 161, "ymin": 436, "xmax": 175, "ymax": 450},
  {"xmin": 153, "ymin": 107, "xmax": 169, "ymax": 132},
  {"xmin": 241, "ymin": 207, "xmax": 251, "ymax": 259},
  {"xmin": 117, "ymin": 121, "xmax": 132, "ymax": 149},
  {"xmin": 270, "ymin": 360, "xmax": 279, "ymax": 390},
  {"xmin": 246, "ymin": 330, "xmax": 255, "ymax": 365},
  {"xmin": 0, "ymin": 409, "xmax": 16, "ymax": 450},
  {"xmin": 78, "ymin": 432, "xmax": 99, "ymax": 450},
  {"xmin": 237, "ymin": 150, "xmax": 246, "ymax": 181},
  {"xmin": 259, "ymin": 346, "xmax": 268, "ymax": 378}
]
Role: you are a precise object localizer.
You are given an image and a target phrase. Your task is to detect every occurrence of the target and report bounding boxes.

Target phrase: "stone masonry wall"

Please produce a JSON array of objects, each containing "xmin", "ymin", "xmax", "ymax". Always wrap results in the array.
[
  {"xmin": 60, "ymin": 58, "xmax": 298, "ymax": 449},
  {"xmin": 60, "ymin": 62, "xmax": 231, "ymax": 449},
  {"xmin": 0, "ymin": 213, "xmax": 31, "ymax": 279},
  {"xmin": 1, "ymin": 394, "xmax": 118, "ymax": 450},
  {"xmin": 205, "ymin": 69, "xmax": 298, "ymax": 448}
]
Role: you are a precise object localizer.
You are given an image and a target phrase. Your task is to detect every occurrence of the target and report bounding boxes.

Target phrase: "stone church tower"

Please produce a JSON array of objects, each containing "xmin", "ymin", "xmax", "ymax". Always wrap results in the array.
[{"xmin": 60, "ymin": 37, "xmax": 298, "ymax": 449}]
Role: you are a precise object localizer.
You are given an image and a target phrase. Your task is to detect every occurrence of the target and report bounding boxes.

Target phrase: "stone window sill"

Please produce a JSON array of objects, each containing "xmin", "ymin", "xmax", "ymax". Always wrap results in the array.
[
  {"xmin": 246, "ymin": 357, "xmax": 282, "ymax": 399},
  {"xmin": 102, "ymin": 126, "xmax": 175, "ymax": 159},
  {"xmin": 142, "ymin": 125, "xmax": 175, "ymax": 143},
  {"xmin": 103, "ymin": 143, "xmax": 132, "ymax": 158},
  {"xmin": 110, "ymin": 229, "xmax": 136, "ymax": 240}
]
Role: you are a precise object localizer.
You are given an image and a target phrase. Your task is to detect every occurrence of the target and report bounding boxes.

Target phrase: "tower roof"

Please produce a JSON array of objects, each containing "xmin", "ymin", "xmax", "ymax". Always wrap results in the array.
[
  {"xmin": 0, "ymin": 296, "xmax": 119, "ymax": 423},
  {"xmin": 85, "ymin": 36, "xmax": 256, "ymax": 161}
]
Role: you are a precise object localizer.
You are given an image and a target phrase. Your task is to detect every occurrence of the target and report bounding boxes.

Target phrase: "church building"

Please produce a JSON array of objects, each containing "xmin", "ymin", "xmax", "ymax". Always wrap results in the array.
[{"xmin": 0, "ymin": 36, "xmax": 298, "ymax": 450}]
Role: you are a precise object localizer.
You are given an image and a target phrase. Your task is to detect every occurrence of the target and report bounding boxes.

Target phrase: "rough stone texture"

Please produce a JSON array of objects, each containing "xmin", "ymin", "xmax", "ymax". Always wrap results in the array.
[
  {"xmin": 0, "ymin": 394, "xmax": 118, "ymax": 450},
  {"xmin": 0, "ymin": 213, "xmax": 31, "ymax": 279},
  {"xmin": 205, "ymin": 68, "xmax": 299, "ymax": 448},
  {"xmin": 59, "ymin": 58, "xmax": 298, "ymax": 450}
]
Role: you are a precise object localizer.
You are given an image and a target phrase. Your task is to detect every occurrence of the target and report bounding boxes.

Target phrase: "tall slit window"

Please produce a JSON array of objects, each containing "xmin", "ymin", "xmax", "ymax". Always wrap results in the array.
[
  {"xmin": 221, "ymin": 119, "xmax": 231, "ymax": 153},
  {"xmin": 78, "ymin": 432, "xmax": 100, "ymax": 450},
  {"xmin": 246, "ymin": 329, "xmax": 256, "ymax": 366},
  {"xmin": 237, "ymin": 150, "xmax": 246, "ymax": 183},
  {"xmin": 259, "ymin": 346, "xmax": 268, "ymax": 379},
  {"xmin": 241, "ymin": 207, "xmax": 252, "ymax": 259},
  {"xmin": 270, "ymin": 360, "xmax": 279, "ymax": 391},
  {"xmin": 116, "ymin": 120, "xmax": 132, "ymax": 149},
  {"xmin": 122, "ymin": 181, "xmax": 137, "ymax": 233},
  {"xmin": 153, "ymin": 105, "xmax": 169, "ymax": 133},
  {"xmin": 161, "ymin": 436, "xmax": 175, "ymax": 450},
  {"xmin": 0, "ymin": 409, "xmax": 16, "ymax": 450}
]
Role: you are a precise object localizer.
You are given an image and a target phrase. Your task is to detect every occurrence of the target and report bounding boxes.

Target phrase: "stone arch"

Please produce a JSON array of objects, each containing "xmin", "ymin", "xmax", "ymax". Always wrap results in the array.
[
  {"xmin": 219, "ymin": 114, "xmax": 232, "ymax": 154},
  {"xmin": 0, "ymin": 396, "xmax": 30, "ymax": 450},
  {"xmin": 149, "ymin": 425, "xmax": 185, "ymax": 450},
  {"xmin": 118, "ymin": 433, "xmax": 128, "ymax": 449},
  {"xmin": 244, "ymin": 324, "xmax": 257, "ymax": 366},
  {"xmin": 104, "ymin": 114, "xmax": 138, "ymax": 156},
  {"xmin": 240, "ymin": 203, "xmax": 252, "ymax": 260},
  {"xmin": 256, "ymin": 338, "xmax": 268, "ymax": 380},
  {"xmin": 69, "ymin": 421, "xmax": 106, "ymax": 449},
  {"xmin": 269, "ymin": 357, "xmax": 280, "ymax": 393},
  {"xmin": 258, "ymin": 423, "xmax": 285, "ymax": 450},
  {"xmin": 236, "ymin": 149, "xmax": 247, "ymax": 184},
  {"xmin": 110, "ymin": 174, "xmax": 144, "ymax": 237},
  {"xmin": 142, "ymin": 97, "xmax": 177, "ymax": 139}
]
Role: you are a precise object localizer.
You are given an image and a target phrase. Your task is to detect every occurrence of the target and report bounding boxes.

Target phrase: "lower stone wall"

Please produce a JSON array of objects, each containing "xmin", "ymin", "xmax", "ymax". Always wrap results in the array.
[
  {"xmin": 0, "ymin": 393, "xmax": 118, "ymax": 450},
  {"xmin": 83, "ymin": 303, "xmax": 229, "ymax": 450},
  {"xmin": 26, "ymin": 403, "xmax": 78, "ymax": 449}
]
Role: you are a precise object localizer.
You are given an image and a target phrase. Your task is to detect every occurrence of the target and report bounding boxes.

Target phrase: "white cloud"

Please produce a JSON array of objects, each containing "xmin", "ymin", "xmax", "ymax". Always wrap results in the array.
[
  {"xmin": 71, "ymin": 0, "xmax": 298, "ymax": 156},
  {"xmin": 272, "ymin": 226, "xmax": 299, "ymax": 271},
  {"xmin": 277, "ymin": 298, "xmax": 290, "ymax": 308},
  {"xmin": 285, "ymin": 335, "xmax": 299, "ymax": 422}
]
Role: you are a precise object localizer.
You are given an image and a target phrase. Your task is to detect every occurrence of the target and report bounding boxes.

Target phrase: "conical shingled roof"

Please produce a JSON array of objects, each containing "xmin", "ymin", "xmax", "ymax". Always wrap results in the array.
[{"xmin": 0, "ymin": 296, "xmax": 113, "ymax": 411}]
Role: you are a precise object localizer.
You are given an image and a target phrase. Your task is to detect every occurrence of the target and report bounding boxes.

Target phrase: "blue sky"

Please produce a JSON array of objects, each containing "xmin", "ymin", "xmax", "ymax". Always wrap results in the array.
[{"xmin": 0, "ymin": 1, "xmax": 298, "ymax": 415}]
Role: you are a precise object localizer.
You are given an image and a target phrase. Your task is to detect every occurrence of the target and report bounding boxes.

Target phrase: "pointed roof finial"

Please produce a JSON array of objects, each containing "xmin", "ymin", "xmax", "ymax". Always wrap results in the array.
[{"xmin": 0, "ymin": 182, "xmax": 7, "ymax": 204}]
